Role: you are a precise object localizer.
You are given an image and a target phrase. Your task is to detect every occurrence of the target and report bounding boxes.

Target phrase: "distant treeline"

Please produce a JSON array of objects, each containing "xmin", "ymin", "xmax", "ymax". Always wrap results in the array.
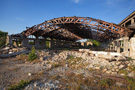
[{"xmin": 0, "ymin": 30, "xmax": 8, "ymax": 48}]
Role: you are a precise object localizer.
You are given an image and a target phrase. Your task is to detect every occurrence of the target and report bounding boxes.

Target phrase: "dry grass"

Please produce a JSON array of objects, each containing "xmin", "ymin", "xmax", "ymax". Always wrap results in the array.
[
  {"xmin": 50, "ymin": 70, "xmax": 135, "ymax": 90},
  {"xmin": 13, "ymin": 54, "xmax": 29, "ymax": 61}
]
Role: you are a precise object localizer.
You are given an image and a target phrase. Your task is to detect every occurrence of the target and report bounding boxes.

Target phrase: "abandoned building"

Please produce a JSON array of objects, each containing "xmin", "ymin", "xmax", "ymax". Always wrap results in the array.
[{"xmin": 6, "ymin": 11, "xmax": 135, "ymax": 58}]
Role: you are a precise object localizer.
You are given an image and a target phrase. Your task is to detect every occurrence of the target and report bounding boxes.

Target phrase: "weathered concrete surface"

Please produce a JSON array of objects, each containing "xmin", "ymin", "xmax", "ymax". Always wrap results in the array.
[
  {"xmin": 79, "ymin": 49, "xmax": 122, "ymax": 56},
  {"xmin": 0, "ymin": 50, "xmax": 30, "ymax": 58},
  {"xmin": 130, "ymin": 37, "xmax": 135, "ymax": 59}
]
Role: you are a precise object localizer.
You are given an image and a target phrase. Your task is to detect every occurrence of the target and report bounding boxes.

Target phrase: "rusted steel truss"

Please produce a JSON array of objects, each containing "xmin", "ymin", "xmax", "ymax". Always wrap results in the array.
[{"xmin": 22, "ymin": 17, "xmax": 128, "ymax": 41}]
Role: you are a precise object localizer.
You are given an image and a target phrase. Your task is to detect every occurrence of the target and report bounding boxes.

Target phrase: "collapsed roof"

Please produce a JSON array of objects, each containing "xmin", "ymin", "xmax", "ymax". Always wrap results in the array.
[{"xmin": 21, "ymin": 16, "xmax": 129, "ymax": 41}]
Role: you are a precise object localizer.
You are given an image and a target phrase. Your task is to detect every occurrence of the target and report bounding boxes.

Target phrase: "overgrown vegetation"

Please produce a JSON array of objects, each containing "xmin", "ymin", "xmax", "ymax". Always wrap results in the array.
[
  {"xmin": 8, "ymin": 80, "xmax": 30, "ymax": 90},
  {"xmin": 87, "ymin": 39, "xmax": 101, "ymax": 47},
  {"xmin": 67, "ymin": 55, "xmax": 83, "ymax": 67},
  {"xmin": 0, "ymin": 30, "xmax": 8, "ymax": 48},
  {"xmin": 128, "ymin": 57, "xmax": 133, "ymax": 61},
  {"xmin": 125, "ymin": 76, "xmax": 135, "ymax": 90},
  {"xmin": 128, "ymin": 65, "xmax": 135, "ymax": 72},
  {"xmin": 118, "ymin": 69, "xmax": 128, "ymax": 75},
  {"xmin": 28, "ymin": 46, "xmax": 37, "ymax": 61},
  {"xmin": 49, "ymin": 70, "xmax": 135, "ymax": 90}
]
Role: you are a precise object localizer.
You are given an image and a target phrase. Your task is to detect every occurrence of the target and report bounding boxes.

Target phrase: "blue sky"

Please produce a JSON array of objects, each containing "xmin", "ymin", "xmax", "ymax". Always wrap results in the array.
[{"xmin": 0, "ymin": 0, "xmax": 135, "ymax": 35}]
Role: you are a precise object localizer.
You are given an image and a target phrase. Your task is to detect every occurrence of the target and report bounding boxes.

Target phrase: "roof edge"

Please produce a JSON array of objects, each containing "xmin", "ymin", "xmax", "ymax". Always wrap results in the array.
[{"xmin": 119, "ymin": 10, "xmax": 135, "ymax": 25}]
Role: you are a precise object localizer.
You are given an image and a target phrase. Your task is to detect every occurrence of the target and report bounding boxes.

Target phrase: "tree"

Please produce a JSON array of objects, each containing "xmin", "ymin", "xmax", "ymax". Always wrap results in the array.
[{"xmin": 0, "ymin": 30, "xmax": 8, "ymax": 48}]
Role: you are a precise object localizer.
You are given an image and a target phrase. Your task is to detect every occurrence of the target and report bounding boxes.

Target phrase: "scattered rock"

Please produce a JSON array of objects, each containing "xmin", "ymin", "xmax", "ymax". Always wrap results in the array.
[
  {"xmin": 128, "ymin": 72, "xmax": 135, "ymax": 77},
  {"xmin": 119, "ymin": 65, "xmax": 125, "ymax": 69},
  {"xmin": 39, "ymin": 57, "xmax": 44, "ymax": 61},
  {"xmin": 116, "ymin": 82, "xmax": 124, "ymax": 87},
  {"xmin": 28, "ymin": 73, "xmax": 32, "ymax": 76},
  {"xmin": 95, "ymin": 67, "xmax": 100, "ymax": 70},
  {"xmin": 120, "ymin": 73, "xmax": 125, "ymax": 76}
]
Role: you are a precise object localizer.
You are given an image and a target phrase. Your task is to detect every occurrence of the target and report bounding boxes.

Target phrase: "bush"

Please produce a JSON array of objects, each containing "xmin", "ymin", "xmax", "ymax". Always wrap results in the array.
[{"xmin": 28, "ymin": 46, "xmax": 37, "ymax": 61}]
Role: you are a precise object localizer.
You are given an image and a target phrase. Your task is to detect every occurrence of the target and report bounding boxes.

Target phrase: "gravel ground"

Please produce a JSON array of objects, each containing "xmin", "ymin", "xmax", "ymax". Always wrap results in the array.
[{"xmin": 0, "ymin": 57, "xmax": 46, "ymax": 90}]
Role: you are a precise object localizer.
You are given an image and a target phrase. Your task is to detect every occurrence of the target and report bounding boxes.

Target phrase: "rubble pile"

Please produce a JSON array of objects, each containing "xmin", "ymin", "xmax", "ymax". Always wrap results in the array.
[
  {"xmin": 0, "ymin": 45, "xmax": 28, "ymax": 58},
  {"xmin": 39, "ymin": 50, "xmax": 135, "ymax": 77},
  {"xmin": 0, "ymin": 45, "xmax": 27, "ymax": 54}
]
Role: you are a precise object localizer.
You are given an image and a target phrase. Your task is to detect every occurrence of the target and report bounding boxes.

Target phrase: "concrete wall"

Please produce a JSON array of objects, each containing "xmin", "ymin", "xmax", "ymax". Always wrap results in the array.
[
  {"xmin": 51, "ymin": 40, "xmax": 80, "ymax": 48},
  {"xmin": 8, "ymin": 36, "xmax": 46, "ymax": 49}
]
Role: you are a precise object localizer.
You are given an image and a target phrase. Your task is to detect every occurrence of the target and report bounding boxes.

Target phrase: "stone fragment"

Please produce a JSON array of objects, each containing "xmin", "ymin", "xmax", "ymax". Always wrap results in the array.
[
  {"xmin": 116, "ymin": 56, "xmax": 126, "ymax": 61},
  {"xmin": 28, "ymin": 73, "xmax": 32, "ymax": 76},
  {"xmin": 119, "ymin": 65, "xmax": 125, "ymax": 69},
  {"xmin": 40, "ymin": 57, "xmax": 44, "ymax": 61},
  {"xmin": 120, "ymin": 73, "xmax": 125, "ymax": 76},
  {"xmin": 116, "ymin": 82, "xmax": 123, "ymax": 87},
  {"xmin": 128, "ymin": 72, "xmax": 135, "ymax": 77},
  {"xmin": 95, "ymin": 67, "xmax": 100, "ymax": 70}
]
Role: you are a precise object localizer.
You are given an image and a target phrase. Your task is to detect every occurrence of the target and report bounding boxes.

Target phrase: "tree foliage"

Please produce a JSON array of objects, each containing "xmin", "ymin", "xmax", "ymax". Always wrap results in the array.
[
  {"xmin": 28, "ymin": 46, "xmax": 37, "ymax": 61},
  {"xmin": 87, "ymin": 39, "xmax": 101, "ymax": 47},
  {"xmin": 0, "ymin": 30, "xmax": 8, "ymax": 48}
]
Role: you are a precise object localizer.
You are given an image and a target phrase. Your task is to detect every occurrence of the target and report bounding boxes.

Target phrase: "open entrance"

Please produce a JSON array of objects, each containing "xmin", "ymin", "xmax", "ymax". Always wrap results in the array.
[{"xmin": 46, "ymin": 40, "xmax": 50, "ymax": 49}]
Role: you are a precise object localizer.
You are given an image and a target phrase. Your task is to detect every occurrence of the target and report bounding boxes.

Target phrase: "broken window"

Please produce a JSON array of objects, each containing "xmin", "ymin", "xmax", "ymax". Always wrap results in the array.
[
  {"xmin": 39, "ymin": 40, "xmax": 43, "ymax": 45},
  {"xmin": 27, "ymin": 35, "xmax": 36, "ymax": 39},
  {"xmin": 38, "ymin": 36, "xmax": 44, "ymax": 39},
  {"xmin": 28, "ymin": 40, "xmax": 35, "ymax": 45}
]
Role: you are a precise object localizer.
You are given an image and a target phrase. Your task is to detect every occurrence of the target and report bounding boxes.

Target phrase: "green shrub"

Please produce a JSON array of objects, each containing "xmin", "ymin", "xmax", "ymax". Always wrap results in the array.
[
  {"xmin": 0, "ymin": 30, "xmax": 8, "ymax": 48},
  {"xmin": 28, "ymin": 46, "xmax": 37, "ymax": 61},
  {"xmin": 100, "ymin": 78, "xmax": 115, "ymax": 88},
  {"xmin": 128, "ymin": 57, "xmax": 133, "ymax": 61},
  {"xmin": 8, "ymin": 80, "xmax": 30, "ymax": 90}
]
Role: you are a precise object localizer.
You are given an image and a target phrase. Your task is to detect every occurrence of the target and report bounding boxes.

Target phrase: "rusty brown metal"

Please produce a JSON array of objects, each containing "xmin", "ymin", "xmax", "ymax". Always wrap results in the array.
[{"xmin": 22, "ymin": 16, "xmax": 129, "ymax": 41}]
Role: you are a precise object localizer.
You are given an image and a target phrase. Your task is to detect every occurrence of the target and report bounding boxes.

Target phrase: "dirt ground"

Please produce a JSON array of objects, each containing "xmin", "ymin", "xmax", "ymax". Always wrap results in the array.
[{"xmin": 0, "ymin": 57, "xmax": 45, "ymax": 90}]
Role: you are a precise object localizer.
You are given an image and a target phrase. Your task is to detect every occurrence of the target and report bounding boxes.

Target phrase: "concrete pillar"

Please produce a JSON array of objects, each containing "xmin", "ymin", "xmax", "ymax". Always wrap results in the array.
[
  {"xmin": 131, "ymin": 18, "xmax": 135, "ymax": 24},
  {"xmin": 51, "ymin": 40, "xmax": 54, "ymax": 48},
  {"xmin": 109, "ymin": 44, "xmax": 111, "ymax": 51},
  {"xmin": 117, "ymin": 40, "xmax": 120, "ymax": 53},
  {"xmin": 35, "ymin": 38, "xmax": 40, "ymax": 49},
  {"xmin": 120, "ymin": 41, "xmax": 123, "ymax": 47},
  {"xmin": 123, "ymin": 37, "xmax": 129, "ymax": 52},
  {"xmin": 5, "ymin": 35, "xmax": 9, "ymax": 45},
  {"xmin": 130, "ymin": 37, "xmax": 135, "ymax": 59},
  {"xmin": 112, "ymin": 41, "xmax": 115, "ymax": 51},
  {"xmin": 43, "ymin": 39, "xmax": 46, "ymax": 49},
  {"xmin": 114, "ymin": 41, "xmax": 117, "ymax": 51},
  {"xmin": 9, "ymin": 36, "xmax": 13, "ymax": 45},
  {"xmin": 22, "ymin": 38, "xmax": 28, "ymax": 47},
  {"xmin": 124, "ymin": 23, "xmax": 126, "ymax": 27}
]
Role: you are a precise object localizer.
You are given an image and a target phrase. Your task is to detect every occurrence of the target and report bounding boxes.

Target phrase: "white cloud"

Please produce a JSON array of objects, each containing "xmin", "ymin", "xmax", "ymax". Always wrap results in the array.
[{"xmin": 72, "ymin": 0, "xmax": 80, "ymax": 4}]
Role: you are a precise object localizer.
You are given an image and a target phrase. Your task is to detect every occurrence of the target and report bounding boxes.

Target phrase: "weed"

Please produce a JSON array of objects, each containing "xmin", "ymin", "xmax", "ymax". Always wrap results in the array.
[
  {"xmin": 51, "ymin": 75, "xmax": 60, "ymax": 80},
  {"xmin": 128, "ymin": 65, "xmax": 135, "ymax": 72},
  {"xmin": 99, "ymin": 78, "xmax": 115, "ymax": 89},
  {"xmin": 125, "ymin": 76, "xmax": 135, "ymax": 90},
  {"xmin": 128, "ymin": 57, "xmax": 133, "ymax": 61},
  {"xmin": 67, "ymin": 55, "xmax": 74, "ymax": 60},
  {"xmin": 76, "ymin": 82, "xmax": 83, "ymax": 90},
  {"xmin": 8, "ymin": 80, "xmax": 30, "ymax": 90},
  {"xmin": 13, "ymin": 53, "xmax": 28, "ymax": 61},
  {"xmin": 118, "ymin": 69, "xmax": 128, "ymax": 75},
  {"xmin": 53, "ymin": 63, "xmax": 60, "ymax": 67}
]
